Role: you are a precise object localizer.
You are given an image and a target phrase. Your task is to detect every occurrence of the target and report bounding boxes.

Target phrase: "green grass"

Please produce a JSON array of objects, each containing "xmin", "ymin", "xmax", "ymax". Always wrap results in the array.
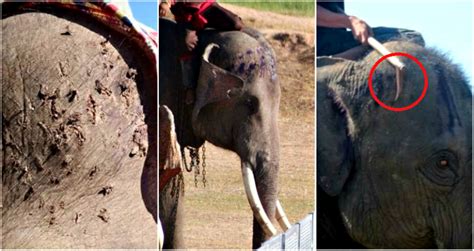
[{"xmin": 221, "ymin": 0, "xmax": 314, "ymax": 17}]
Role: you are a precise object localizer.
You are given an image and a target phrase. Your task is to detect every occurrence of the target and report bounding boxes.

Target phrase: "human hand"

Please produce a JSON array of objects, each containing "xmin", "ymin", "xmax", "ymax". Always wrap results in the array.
[
  {"xmin": 185, "ymin": 30, "xmax": 198, "ymax": 51},
  {"xmin": 348, "ymin": 16, "xmax": 373, "ymax": 44},
  {"xmin": 159, "ymin": 2, "xmax": 170, "ymax": 17}
]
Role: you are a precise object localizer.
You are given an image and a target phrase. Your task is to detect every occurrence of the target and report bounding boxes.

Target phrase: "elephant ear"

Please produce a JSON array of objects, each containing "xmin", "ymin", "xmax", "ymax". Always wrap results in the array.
[
  {"xmin": 192, "ymin": 44, "xmax": 244, "ymax": 122},
  {"xmin": 317, "ymin": 57, "xmax": 355, "ymax": 196}
]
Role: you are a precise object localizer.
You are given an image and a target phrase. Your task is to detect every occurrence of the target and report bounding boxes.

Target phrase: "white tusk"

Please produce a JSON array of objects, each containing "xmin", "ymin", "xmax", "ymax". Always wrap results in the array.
[
  {"xmin": 241, "ymin": 163, "xmax": 278, "ymax": 237},
  {"xmin": 275, "ymin": 200, "xmax": 291, "ymax": 231},
  {"xmin": 158, "ymin": 218, "xmax": 164, "ymax": 250},
  {"xmin": 202, "ymin": 43, "xmax": 219, "ymax": 63}
]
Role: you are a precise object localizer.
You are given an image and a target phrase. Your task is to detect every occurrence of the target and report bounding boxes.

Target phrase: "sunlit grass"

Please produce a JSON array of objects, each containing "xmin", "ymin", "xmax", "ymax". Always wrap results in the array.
[{"xmin": 221, "ymin": 0, "xmax": 314, "ymax": 17}]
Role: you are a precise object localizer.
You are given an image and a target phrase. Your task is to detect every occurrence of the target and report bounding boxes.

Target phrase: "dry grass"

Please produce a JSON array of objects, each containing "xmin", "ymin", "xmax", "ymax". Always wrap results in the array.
[
  {"xmin": 225, "ymin": 4, "xmax": 315, "ymax": 122},
  {"xmin": 221, "ymin": 1, "xmax": 314, "ymax": 17},
  {"xmin": 183, "ymin": 120, "xmax": 314, "ymax": 248},
  {"xmin": 223, "ymin": 4, "xmax": 314, "ymax": 33}
]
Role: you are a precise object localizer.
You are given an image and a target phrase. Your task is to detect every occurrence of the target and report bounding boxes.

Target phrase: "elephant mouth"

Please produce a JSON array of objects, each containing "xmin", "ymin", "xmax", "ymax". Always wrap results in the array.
[{"xmin": 241, "ymin": 162, "xmax": 291, "ymax": 237}]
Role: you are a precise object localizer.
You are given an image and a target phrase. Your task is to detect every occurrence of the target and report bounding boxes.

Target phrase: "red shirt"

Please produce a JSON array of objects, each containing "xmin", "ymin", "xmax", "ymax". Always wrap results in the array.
[{"xmin": 169, "ymin": 0, "xmax": 216, "ymax": 30}]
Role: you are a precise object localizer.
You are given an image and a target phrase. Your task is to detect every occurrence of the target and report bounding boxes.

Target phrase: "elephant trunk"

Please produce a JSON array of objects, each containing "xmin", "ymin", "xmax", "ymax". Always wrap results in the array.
[
  {"xmin": 241, "ymin": 148, "xmax": 290, "ymax": 248},
  {"xmin": 241, "ymin": 162, "xmax": 278, "ymax": 238}
]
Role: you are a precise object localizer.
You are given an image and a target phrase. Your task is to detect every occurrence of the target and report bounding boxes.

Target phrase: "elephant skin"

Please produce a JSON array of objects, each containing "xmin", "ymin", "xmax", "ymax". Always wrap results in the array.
[
  {"xmin": 158, "ymin": 105, "xmax": 184, "ymax": 248},
  {"xmin": 2, "ymin": 9, "xmax": 157, "ymax": 248},
  {"xmin": 159, "ymin": 18, "xmax": 282, "ymax": 248},
  {"xmin": 317, "ymin": 41, "xmax": 472, "ymax": 248}
]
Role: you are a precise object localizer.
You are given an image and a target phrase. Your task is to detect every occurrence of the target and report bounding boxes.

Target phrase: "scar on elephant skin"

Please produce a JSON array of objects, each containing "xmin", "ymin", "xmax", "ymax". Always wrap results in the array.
[{"xmin": 60, "ymin": 25, "xmax": 72, "ymax": 36}]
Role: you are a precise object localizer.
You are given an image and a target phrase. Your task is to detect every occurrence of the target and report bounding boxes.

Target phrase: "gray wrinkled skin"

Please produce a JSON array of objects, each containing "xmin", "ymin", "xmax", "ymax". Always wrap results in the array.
[
  {"xmin": 317, "ymin": 41, "xmax": 472, "ymax": 248},
  {"xmin": 159, "ymin": 18, "xmax": 281, "ymax": 249}
]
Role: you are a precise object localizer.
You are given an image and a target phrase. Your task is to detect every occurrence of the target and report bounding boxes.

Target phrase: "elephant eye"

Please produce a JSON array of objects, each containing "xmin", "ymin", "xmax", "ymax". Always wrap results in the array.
[
  {"xmin": 245, "ymin": 96, "xmax": 259, "ymax": 115},
  {"xmin": 438, "ymin": 159, "xmax": 449, "ymax": 168},
  {"xmin": 420, "ymin": 150, "xmax": 460, "ymax": 187}
]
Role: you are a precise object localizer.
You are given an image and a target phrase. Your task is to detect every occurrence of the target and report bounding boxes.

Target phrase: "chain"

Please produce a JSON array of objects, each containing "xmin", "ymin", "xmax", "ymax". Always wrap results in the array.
[
  {"xmin": 180, "ymin": 145, "xmax": 207, "ymax": 187},
  {"xmin": 169, "ymin": 172, "xmax": 184, "ymax": 222},
  {"xmin": 178, "ymin": 172, "xmax": 184, "ymax": 195},
  {"xmin": 202, "ymin": 143, "xmax": 207, "ymax": 187},
  {"xmin": 170, "ymin": 172, "xmax": 184, "ymax": 197},
  {"xmin": 188, "ymin": 147, "xmax": 200, "ymax": 187}
]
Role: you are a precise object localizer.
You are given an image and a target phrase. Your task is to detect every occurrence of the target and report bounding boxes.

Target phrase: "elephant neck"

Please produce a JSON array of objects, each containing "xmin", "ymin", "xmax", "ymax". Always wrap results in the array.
[{"xmin": 176, "ymin": 99, "xmax": 205, "ymax": 148}]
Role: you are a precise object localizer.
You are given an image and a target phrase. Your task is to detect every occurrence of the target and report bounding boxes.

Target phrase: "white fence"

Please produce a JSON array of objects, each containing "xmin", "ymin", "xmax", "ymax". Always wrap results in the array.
[{"xmin": 259, "ymin": 212, "xmax": 314, "ymax": 250}]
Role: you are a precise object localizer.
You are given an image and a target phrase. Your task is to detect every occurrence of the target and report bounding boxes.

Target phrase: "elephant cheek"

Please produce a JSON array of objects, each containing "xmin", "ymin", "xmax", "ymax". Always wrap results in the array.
[
  {"xmin": 431, "ymin": 163, "xmax": 472, "ymax": 248},
  {"xmin": 430, "ymin": 200, "xmax": 471, "ymax": 248}
]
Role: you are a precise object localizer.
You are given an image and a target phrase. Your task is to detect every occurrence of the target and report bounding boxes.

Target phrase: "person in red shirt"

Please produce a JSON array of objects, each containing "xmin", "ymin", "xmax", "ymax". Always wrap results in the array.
[{"xmin": 160, "ymin": 0, "xmax": 243, "ymax": 104}]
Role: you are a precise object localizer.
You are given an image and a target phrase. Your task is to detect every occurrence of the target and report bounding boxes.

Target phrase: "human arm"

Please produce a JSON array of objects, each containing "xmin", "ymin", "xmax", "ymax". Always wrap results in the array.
[
  {"xmin": 159, "ymin": 0, "xmax": 170, "ymax": 17},
  {"xmin": 317, "ymin": 5, "xmax": 373, "ymax": 44}
]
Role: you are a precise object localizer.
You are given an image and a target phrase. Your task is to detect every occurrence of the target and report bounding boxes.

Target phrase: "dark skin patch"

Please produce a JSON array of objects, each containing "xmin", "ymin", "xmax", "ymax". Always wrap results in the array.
[
  {"xmin": 238, "ymin": 63, "xmax": 245, "ymax": 74},
  {"xmin": 249, "ymin": 63, "xmax": 256, "ymax": 71}
]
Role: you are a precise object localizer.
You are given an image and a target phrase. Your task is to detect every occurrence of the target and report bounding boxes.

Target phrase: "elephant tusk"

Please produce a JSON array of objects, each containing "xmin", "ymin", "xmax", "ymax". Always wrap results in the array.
[
  {"xmin": 275, "ymin": 200, "xmax": 291, "ymax": 231},
  {"xmin": 203, "ymin": 43, "xmax": 219, "ymax": 63},
  {"xmin": 241, "ymin": 163, "xmax": 278, "ymax": 237},
  {"xmin": 158, "ymin": 218, "xmax": 164, "ymax": 250},
  {"xmin": 367, "ymin": 37, "xmax": 406, "ymax": 101}
]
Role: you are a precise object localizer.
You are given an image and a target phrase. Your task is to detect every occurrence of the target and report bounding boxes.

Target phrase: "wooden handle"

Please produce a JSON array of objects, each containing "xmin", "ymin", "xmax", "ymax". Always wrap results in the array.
[
  {"xmin": 367, "ymin": 37, "xmax": 405, "ymax": 71},
  {"xmin": 368, "ymin": 37, "xmax": 405, "ymax": 101}
]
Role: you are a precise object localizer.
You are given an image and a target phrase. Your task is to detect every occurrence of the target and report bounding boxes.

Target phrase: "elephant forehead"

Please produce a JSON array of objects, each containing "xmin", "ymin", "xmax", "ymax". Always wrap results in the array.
[{"xmin": 223, "ymin": 46, "xmax": 277, "ymax": 82}]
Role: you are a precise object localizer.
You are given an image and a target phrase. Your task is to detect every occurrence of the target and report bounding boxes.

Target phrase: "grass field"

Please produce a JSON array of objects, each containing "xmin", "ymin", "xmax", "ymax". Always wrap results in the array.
[{"xmin": 221, "ymin": 0, "xmax": 314, "ymax": 17}]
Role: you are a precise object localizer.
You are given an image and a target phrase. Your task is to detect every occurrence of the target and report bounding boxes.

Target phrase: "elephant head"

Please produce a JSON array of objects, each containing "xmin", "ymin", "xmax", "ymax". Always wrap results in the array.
[
  {"xmin": 317, "ymin": 41, "xmax": 472, "ymax": 248},
  {"xmin": 159, "ymin": 19, "xmax": 290, "ymax": 248}
]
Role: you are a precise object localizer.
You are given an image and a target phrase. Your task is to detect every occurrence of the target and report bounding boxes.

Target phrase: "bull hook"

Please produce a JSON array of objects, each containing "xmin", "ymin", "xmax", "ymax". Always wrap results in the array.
[{"xmin": 368, "ymin": 37, "xmax": 406, "ymax": 101}]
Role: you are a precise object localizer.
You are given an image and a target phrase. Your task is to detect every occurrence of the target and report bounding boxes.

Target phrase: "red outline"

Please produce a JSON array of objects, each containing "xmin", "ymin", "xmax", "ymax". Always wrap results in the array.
[{"xmin": 368, "ymin": 52, "xmax": 428, "ymax": 112}]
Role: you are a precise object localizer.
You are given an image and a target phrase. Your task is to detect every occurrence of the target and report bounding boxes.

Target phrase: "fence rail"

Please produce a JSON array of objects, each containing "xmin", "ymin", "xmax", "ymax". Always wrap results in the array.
[{"xmin": 259, "ymin": 212, "xmax": 314, "ymax": 250}]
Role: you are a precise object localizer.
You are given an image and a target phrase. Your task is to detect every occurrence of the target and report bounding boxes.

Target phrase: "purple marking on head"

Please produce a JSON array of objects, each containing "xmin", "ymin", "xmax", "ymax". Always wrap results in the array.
[
  {"xmin": 246, "ymin": 49, "xmax": 253, "ymax": 55},
  {"xmin": 238, "ymin": 63, "xmax": 246, "ymax": 74},
  {"xmin": 248, "ymin": 63, "xmax": 256, "ymax": 71},
  {"xmin": 269, "ymin": 57, "xmax": 277, "ymax": 80}
]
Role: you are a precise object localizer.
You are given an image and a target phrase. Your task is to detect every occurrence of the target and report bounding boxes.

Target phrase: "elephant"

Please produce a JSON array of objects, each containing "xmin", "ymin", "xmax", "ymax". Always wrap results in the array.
[
  {"xmin": 317, "ymin": 41, "xmax": 472, "ymax": 248},
  {"xmin": 158, "ymin": 105, "xmax": 184, "ymax": 248},
  {"xmin": 2, "ymin": 6, "xmax": 157, "ymax": 248},
  {"xmin": 159, "ymin": 18, "xmax": 291, "ymax": 248},
  {"xmin": 158, "ymin": 105, "xmax": 182, "ymax": 249}
]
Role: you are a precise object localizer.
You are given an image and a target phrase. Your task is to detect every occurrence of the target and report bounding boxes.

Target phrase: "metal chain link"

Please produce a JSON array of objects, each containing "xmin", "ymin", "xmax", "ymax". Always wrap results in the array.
[
  {"xmin": 170, "ymin": 171, "xmax": 184, "ymax": 197},
  {"xmin": 188, "ymin": 147, "xmax": 200, "ymax": 187},
  {"xmin": 179, "ymin": 145, "xmax": 208, "ymax": 188},
  {"xmin": 178, "ymin": 172, "xmax": 184, "ymax": 195},
  {"xmin": 169, "ymin": 172, "xmax": 184, "ymax": 222},
  {"xmin": 202, "ymin": 143, "xmax": 207, "ymax": 187}
]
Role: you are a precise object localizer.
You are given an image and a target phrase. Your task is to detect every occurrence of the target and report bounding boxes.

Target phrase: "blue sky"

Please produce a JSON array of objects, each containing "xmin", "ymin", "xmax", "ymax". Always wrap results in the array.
[
  {"xmin": 129, "ymin": 1, "xmax": 157, "ymax": 30},
  {"xmin": 128, "ymin": 1, "xmax": 472, "ymax": 84},
  {"xmin": 345, "ymin": 0, "xmax": 473, "ymax": 84}
]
